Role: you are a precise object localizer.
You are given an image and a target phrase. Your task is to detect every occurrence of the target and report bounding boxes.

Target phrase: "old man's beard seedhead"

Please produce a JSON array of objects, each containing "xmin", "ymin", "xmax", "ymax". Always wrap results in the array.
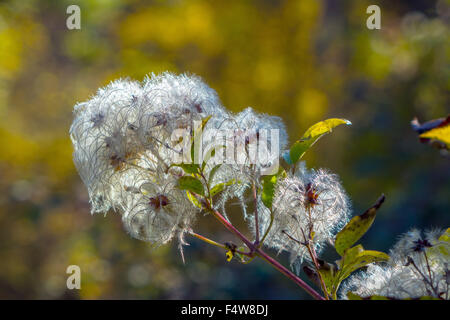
[
  {"xmin": 69, "ymin": 71, "xmax": 449, "ymax": 300},
  {"xmin": 118, "ymin": 170, "xmax": 198, "ymax": 247},
  {"xmin": 340, "ymin": 228, "xmax": 450, "ymax": 299},
  {"xmin": 251, "ymin": 163, "xmax": 351, "ymax": 273},
  {"xmin": 69, "ymin": 72, "xmax": 288, "ymax": 248}
]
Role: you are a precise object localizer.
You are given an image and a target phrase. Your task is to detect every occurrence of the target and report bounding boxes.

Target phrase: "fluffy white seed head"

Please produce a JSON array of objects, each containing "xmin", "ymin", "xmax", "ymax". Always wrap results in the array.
[
  {"xmin": 70, "ymin": 72, "xmax": 290, "ymax": 247},
  {"xmin": 340, "ymin": 228, "xmax": 450, "ymax": 299},
  {"xmin": 70, "ymin": 72, "xmax": 230, "ymax": 246},
  {"xmin": 253, "ymin": 163, "xmax": 351, "ymax": 272},
  {"xmin": 210, "ymin": 107, "xmax": 289, "ymax": 219},
  {"xmin": 119, "ymin": 169, "xmax": 197, "ymax": 246}
]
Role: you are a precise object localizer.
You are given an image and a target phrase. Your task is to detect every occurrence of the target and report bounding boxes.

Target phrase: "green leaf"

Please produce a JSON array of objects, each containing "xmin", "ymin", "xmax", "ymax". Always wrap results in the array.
[
  {"xmin": 208, "ymin": 164, "xmax": 222, "ymax": 185},
  {"xmin": 210, "ymin": 184, "xmax": 225, "ymax": 197},
  {"xmin": 336, "ymin": 244, "xmax": 364, "ymax": 269},
  {"xmin": 260, "ymin": 168, "xmax": 286, "ymax": 209},
  {"xmin": 335, "ymin": 194, "xmax": 385, "ymax": 256},
  {"xmin": 178, "ymin": 176, "xmax": 204, "ymax": 196},
  {"xmin": 171, "ymin": 163, "xmax": 200, "ymax": 174},
  {"xmin": 261, "ymin": 174, "xmax": 277, "ymax": 209},
  {"xmin": 210, "ymin": 179, "xmax": 236, "ymax": 197},
  {"xmin": 338, "ymin": 249, "xmax": 389, "ymax": 281},
  {"xmin": 304, "ymin": 261, "xmax": 338, "ymax": 297},
  {"xmin": 202, "ymin": 146, "xmax": 216, "ymax": 170},
  {"xmin": 289, "ymin": 118, "xmax": 351, "ymax": 164},
  {"xmin": 346, "ymin": 292, "xmax": 364, "ymax": 300},
  {"xmin": 333, "ymin": 247, "xmax": 389, "ymax": 297},
  {"xmin": 318, "ymin": 264, "xmax": 338, "ymax": 296}
]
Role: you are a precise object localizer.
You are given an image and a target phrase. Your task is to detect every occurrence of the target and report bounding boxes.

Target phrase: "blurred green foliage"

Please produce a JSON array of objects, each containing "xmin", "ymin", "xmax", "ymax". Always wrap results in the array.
[{"xmin": 0, "ymin": 0, "xmax": 448, "ymax": 299}]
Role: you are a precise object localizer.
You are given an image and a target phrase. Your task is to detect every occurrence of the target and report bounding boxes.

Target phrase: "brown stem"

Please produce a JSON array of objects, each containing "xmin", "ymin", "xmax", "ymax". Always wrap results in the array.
[
  {"xmin": 283, "ymin": 229, "xmax": 330, "ymax": 300},
  {"xmin": 205, "ymin": 201, "xmax": 325, "ymax": 300},
  {"xmin": 190, "ymin": 231, "xmax": 252, "ymax": 257},
  {"xmin": 306, "ymin": 241, "xmax": 330, "ymax": 300},
  {"xmin": 422, "ymin": 251, "xmax": 434, "ymax": 286},
  {"xmin": 305, "ymin": 206, "xmax": 330, "ymax": 299},
  {"xmin": 408, "ymin": 257, "xmax": 440, "ymax": 298}
]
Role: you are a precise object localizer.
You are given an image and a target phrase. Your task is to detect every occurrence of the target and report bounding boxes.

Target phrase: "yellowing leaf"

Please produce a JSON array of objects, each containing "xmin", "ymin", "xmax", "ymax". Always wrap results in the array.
[
  {"xmin": 303, "ymin": 118, "xmax": 351, "ymax": 138},
  {"xmin": 226, "ymin": 250, "xmax": 233, "ymax": 262},
  {"xmin": 289, "ymin": 118, "xmax": 351, "ymax": 164},
  {"xmin": 438, "ymin": 228, "xmax": 450, "ymax": 242},
  {"xmin": 434, "ymin": 227, "xmax": 450, "ymax": 257},
  {"xmin": 335, "ymin": 195, "xmax": 385, "ymax": 256},
  {"xmin": 420, "ymin": 123, "xmax": 450, "ymax": 147},
  {"xmin": 186, "ymin": 191, "xmax": 202, "ymax": 208},
  {"xmin": 210, "ymin": 179, "xmax": 236, "ymax": 197}
]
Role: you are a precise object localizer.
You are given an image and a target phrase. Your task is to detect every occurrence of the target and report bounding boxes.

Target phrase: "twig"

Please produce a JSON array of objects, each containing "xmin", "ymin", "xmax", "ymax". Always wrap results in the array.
[{"xmin": 203, "ymin": 199, "xmax": 325, "ymax": 300}]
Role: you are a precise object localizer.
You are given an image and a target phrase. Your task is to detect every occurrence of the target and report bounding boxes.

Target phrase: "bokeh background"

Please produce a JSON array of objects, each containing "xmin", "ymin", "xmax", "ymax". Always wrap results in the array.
[{"xmin": 0, "ymin": 0, "xmax": 448, "ymax": 299}]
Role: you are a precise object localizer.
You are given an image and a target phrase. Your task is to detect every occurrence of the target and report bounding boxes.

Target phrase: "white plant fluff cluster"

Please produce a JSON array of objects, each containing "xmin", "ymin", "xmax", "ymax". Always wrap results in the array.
[
  {"xmin": 340, "ymin": 228, "xmax": 450, "ymax": 299},
  {"xmin": 70, "ymin": 72, "xmax": 288, "ymax": 247},
  {"xmin": 70, "ymin": 72, "xmax": 447, "ymax": 300},
  {"xmin": 252, "ymin": 163, "xmax": 351, "ymax": 272}
]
